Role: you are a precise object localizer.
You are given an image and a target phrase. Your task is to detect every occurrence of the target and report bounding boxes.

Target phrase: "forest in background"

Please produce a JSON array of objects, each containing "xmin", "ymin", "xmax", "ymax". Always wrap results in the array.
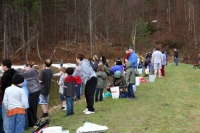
[{"xmin": 0, "ymin": 0, "xmax": 200, "ymax": 64}]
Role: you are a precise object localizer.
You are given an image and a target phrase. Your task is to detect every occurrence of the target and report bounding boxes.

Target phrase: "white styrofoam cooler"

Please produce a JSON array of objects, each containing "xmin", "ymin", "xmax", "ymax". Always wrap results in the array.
[{"xmin": 42, "ymin": 126, "xmax": 62, "ymax": 133}]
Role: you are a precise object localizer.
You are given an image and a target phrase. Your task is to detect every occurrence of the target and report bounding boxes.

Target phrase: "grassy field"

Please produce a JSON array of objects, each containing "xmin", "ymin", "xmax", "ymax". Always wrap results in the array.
[{"xmin": 25, "ymin": 62, "xmax": 200, "ymax": 133}]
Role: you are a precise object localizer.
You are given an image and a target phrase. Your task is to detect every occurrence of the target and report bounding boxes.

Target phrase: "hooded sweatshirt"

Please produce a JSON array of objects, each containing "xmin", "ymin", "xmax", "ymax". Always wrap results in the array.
[
  {"xmin": 0, "ymin": 68, "xmax": 16, "ymax": 104},
  {"xmin": 73, "ymin": 59, "xmax": 96, "ymax": 84},
  {"xmin": 18, "ymin": 68, "xmax": 41, "ymax": 94},
  {"xmin": 125, "ymin": 62, "xmax": 139, "ymax": 84}
]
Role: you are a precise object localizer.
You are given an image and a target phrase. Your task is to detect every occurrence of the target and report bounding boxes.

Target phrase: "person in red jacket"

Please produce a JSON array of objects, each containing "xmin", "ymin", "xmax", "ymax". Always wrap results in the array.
[
  {"xmin": 123, "ymin": 48, "xmax": 130, "ymax": 70},
  {"xmin": 74, "ymin": 75, "xmax": 82, "ymax": 101}
]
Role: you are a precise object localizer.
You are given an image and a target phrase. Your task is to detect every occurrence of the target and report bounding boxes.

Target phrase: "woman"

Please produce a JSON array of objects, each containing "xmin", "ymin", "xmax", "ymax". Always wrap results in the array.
[
  {"xmin": 18, "ymin": 62, "xmax": 41, "ymax": 127},
  {"xmin": 73, "ymin": 53, "xmax": 97, "ymax": 115},
  {"xmin": 92, "ymin": 55, "xmax": 99, "ymax": 72},
  {"xmin": 100, "ymin": 56, "xmax": 108, "ymax": 67}
]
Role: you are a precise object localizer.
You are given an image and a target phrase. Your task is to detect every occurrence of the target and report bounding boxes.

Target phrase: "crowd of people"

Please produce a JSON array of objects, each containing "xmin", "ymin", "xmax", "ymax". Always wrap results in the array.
[
  {"xmin": 0, "ymin": 59, "xmax": 53, "ymax": 133},
  {"xmin": 0, "ymin": 46, "xmax": 178, "ymax": 133}
]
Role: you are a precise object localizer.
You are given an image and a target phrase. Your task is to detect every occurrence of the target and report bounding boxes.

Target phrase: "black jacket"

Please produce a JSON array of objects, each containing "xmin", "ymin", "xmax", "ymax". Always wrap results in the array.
[
  {"xmin": 174, "ymin": 51, "xmax": 178, "ymax": 58},
  {"xmin": 0, "ymin": 68, "xmax": 16, "ymax": 104}
]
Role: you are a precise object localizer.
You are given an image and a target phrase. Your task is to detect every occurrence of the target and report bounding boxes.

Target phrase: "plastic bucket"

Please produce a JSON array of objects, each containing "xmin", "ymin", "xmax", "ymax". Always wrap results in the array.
[
  {"xmin": 137, "ymin": 69, "xmax": 143, "ymax": 74},
  {"xmin": 145, "ymin": 69, "xmax": 149, "ymax": 74},
  {"xmin": 42, "ymin": 126, "xmax": 62, "ymax": 133},
  {"xmin": 132, "ymin": 85, "xmax": 136, "ymax": 92},
  {"xmin": 110, "ymin": 86, "xmax": 119, "ymax": 99},
  {"xmin": 149, "ymin": 75, "xmax": 155, "ymax": 82},
  {"xmin": 135, "ymin": 77, "xmax": 141, "ymax": 86}
]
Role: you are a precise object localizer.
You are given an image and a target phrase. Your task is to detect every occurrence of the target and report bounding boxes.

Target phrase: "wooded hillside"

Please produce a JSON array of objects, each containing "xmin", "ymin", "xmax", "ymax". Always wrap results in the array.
[{"xmin": 0, "ymin": 0, "xmax": 199, "ymax": 64}]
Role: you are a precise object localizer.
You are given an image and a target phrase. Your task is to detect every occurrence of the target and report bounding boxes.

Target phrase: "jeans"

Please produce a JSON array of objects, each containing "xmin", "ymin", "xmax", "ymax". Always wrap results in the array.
[
  {"xmin": 80, "ymin": 84, "xmax": 82, "ymax": 96},
  {"xmin": 24, "ymin": 110, "xmax": 28, "ymax": 130},
  {"xmin": 0, "ymin": 104, "xmax": 4, "ymax": 133},
  {"xmin": 8, "ymin": 114, "xmax": 25, "ymax": 133},
  {"xmin": 128, "ymin": 83, "xmax": 135, "ymax": 98},
  {"xmin": 95, "ymin": 88, "xmax": 103, "ymax": 101},
  {"xmin": 2, "ymin": 103, "xmax": 8, "ymax": 133},
  {"xmin": 75, "ymin": 84, "xmax": 81, "ymax": 99},
  {"xmin": 66, "ymin": 96, "xmax": 74, "ymax": 116},
  {"xmin": 175, "ymin": 58, "xmax": 178, "ymax": 66}
]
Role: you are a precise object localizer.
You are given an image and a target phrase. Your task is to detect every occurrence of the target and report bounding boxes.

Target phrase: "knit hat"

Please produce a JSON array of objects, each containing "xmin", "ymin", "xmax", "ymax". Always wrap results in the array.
[
  {"xmin": 114, "ymin": 70, "xmax": 121, "ymax": 78},
  {"xmin": 12, "ymin": 73, "xmax": 24, "ymax": 85},
  {"xmin": 93, "ymin": 55, "xmax": 98, "ymax": 60}
]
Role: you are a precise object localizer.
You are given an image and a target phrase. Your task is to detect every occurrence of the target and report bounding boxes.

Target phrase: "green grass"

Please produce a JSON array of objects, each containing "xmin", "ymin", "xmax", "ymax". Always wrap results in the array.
[{"xmin": 25, "ymin": 62, "xmax": 200, "ymax": 133}]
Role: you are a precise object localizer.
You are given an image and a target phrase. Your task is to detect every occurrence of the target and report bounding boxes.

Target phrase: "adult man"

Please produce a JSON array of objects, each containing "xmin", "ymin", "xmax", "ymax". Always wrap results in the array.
[
  {"xmin": 152, "ymin": 48, "xmax": 163, "ymax": 78},
  {"xmin": 174, "ymin": 48, "xmax": 178, "ymax": 66},
  {"xmin": 128, "ymin": 47, "xmax": 138, "ymax": 69},
  {"xmin": 0, "ymin": 59, "xmax": 16, "ymax": 133},
  {"xmin": 39, "ymin": 59, "xmax": 53, "ymax": 118}
]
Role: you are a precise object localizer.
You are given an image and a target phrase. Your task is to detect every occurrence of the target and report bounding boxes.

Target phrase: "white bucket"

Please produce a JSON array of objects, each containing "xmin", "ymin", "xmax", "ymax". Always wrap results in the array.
[
  {"xmin": 110, "ymin": 86, "xmax": 119, "ymax": 99},
  {"xmin": 135, "ymin": 77, "xmax": 141, "ymax": 86},
  {"xmin": 42, "ymin": 126, "xmax": 62, "ymax": 133},
  {"xmin": 145, "ymin": 69, "xmax": 149, "ymax": 74},
  {"xmin": 132, "ymin": 85, "xmax": 136, "ymax": 92},
  {"xmin": 137, "ymin": 69, "xmax": 143, "ymax": 74},
  {"xmin": 149, "ymin": 75, "xmax": 155, "ymax": 82}
]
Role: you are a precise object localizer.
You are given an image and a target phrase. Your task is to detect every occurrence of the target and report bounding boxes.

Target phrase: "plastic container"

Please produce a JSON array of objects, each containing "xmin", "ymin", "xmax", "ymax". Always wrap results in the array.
[
  {"xmin": 132, "ymin": 85, "xmax": 136, "ymax": 92},
  {"xmin": 42, "ymin": 126, "xmax": 62, "ymax": 133},
  {"xmin": 149, "ymin": 74, "xmax": 155, "ymax": 82},
  {"xmin": 110, "ymin": 86, "xmax": 119, "ymax": 99},
  {"xmin": 137, "ymin": 69, "xmax": 143, "ymax": 74},
  {"xmin": 135, "ymin": 77, "xmax": 141, "ymax": 86}
]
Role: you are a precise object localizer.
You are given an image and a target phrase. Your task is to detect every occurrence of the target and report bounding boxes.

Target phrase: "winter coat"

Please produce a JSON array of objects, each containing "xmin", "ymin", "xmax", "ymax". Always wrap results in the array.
[
  {"xmin": 63, "ymin": 76, "xmax": 76, "ymax": 97},
  {"xmin": 96, "ymin": 71, "xmax": 107, "ymax": 89},
  {"xmin": 125, "ymin": 62, "xmax": 139, "ymax": 84},
  {"xmin": 93, "ymin": 60, "xmax": 99, "ymax": 72},
  {"xmin": 0, "ymin": 68, "xmax": 16, "ymax": 104},
  {"xmin": 18, "ymin": 68, "xmax": 41, "ymax": 94},
  {"xmin": 110, "ymin": 65, "xmax": 123, "ymax": 75},
  {"xmin": 110, "ymin": 76, "xmax": 126, "ymax": 90},
  {"xmin": 128, "ymin": 52, "xmax": 138, "ymax": 68}
]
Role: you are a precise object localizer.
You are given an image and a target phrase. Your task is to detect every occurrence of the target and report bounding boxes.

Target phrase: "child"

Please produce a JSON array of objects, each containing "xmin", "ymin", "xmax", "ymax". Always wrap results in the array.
[
  {"xmin": 3, "ymin": 73, "xmax": 29, "ymax": 133},
  {"xmin": 57, "ymin": 67, "xmax": 67, "ymax": 110},
  {"xmin": 95, "ymin": 65, "xmax": 107, "ymax": 102},
  {"xmin": 74, "ymin": 75, "xmax": 82, "ymax": 101},
  {"xmin": 63, "ymin": 67, "xmax": 77, "ymax": 117},
  {"xmin": 108, "ymin": 70, "xmax": 126, "ymax": 94},
  {"xmin": 39, "ymin": 59, "xmax": 53, "ymax": 118},
  {"xmin": 125, "ymin": 62, "xmax": 139, "ymax": 99},
  {"xmin": 60, "ymin": 59, "xmax": 64, "ymax": 68}
]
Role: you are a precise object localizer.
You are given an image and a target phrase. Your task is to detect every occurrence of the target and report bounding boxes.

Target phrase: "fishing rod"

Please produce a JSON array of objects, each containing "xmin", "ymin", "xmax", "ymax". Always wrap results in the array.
[{"xmin": 49, "ymin": 32, "xmax": 66, "ymax": 60}]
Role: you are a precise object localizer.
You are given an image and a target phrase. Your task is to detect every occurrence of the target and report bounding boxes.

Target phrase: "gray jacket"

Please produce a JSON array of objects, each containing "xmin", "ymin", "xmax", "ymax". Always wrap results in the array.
[
  {"xmin": 18, "ymin": 68, "xmax": 41, "ymax": 94},
  {"xmin": 96, "ymin": 71, "xmax": 107, "ymax": 89},
  {"xmin": 73, "ymin": 59, "xmax": 96, "ymax": 84},
  {"xmin": 125, "ymin": 62, "xmax": 139, "ymax": 84}
]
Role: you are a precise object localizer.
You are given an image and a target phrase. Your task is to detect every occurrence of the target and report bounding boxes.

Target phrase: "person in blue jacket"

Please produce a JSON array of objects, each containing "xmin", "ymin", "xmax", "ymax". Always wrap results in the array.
[
  {"xmin": 109, "ymin": 65, "xmax": 123, "ymax": 75},
  {"xmin": 128, "ymin": 47, "xmax": 138, "ymax": 69}
]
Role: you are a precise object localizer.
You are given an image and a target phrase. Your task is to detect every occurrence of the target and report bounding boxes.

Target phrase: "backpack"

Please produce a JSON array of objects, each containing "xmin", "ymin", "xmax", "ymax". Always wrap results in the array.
[
  {"xmin": 114, "ymin": 70, "xmax": 121, "ymax": 78},
  {"xmin": 120, "ymin": 91, "xmax": 128, "ymax": 98}
]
